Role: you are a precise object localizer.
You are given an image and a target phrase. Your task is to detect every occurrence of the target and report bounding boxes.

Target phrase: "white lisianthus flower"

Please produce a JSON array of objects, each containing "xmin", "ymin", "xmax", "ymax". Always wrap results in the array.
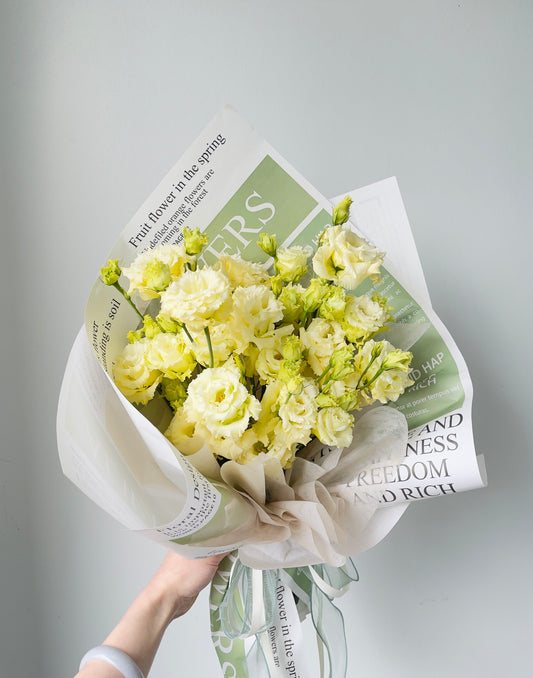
[
  {"xmin": 278, "ymin": 379, "xmax": 318, "ymax": 442},
  {"xmin": 160, "ymin": 268, "xmax": 231, "ymax": 329},
  {"xmin": 122, "ymin": 244, "xmax": 193, "ymax": 300},
  {"xmin": 113, "ymin": 339, "xmax": 161, "ymax": 404},
  {"xmin": 342, "ymin": 294, "xmax": 390, "ymax": 344},
  {"xmin": 252, "ymin": 381, "xmax": 284, "ymax": 445},
  {"xmin": 369, "ymin": 369, "xmax": 413, "ymax": 403},
  {"xmin": 299, "ymin": 318, "xmax": 346, "ymax": 375},
  {"xmin": 266, "ymin": 420, "xmax": 301, "ymax": 468},
  {"xmin": 254, "ymin": 330, "xmax": 297, "ymax": 383},
  {"xmin": 231, "ymin": 284, "xmax": 284, "ymax": 345},
  {"xmin": 184, "ymin": 360, "xmax": 261, "ymax": 439},
  {"xmin": 312, "ymin": 225, "xmax": 384, "ymax": 290},
  {"xmin": 255, "ymin": 345, "xmax": 284, "ymax": 384},
  {"xmin": 165, "ymin": 406, "xmax": 204, "ymax": 455},
  {"xmin": 275, "ymin": 245, "xmax": 312, "ymax": 283},
  {"xmin": 313, "ymin": 407, "xmax": 354, "ymax": 448},
  {"xmin": 145, "ymin": 332, "xmax": 196, "ymax": 380},
  {"xmin": 215, "ymin": 253, "xmax": 269, "ymax": 288},
  {"xmin": 194, "ymin": 425, "xmax": 260, "ymax": 464}
]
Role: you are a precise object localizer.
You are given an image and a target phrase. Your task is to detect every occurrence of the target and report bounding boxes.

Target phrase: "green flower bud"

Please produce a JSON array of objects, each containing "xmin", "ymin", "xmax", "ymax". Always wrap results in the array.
[
  {"xmin": 382, "ymin": 349, "xmax": 412, "ymax": 372},
  {"xmin": 302, "ymin": 278, "xmax": 331, "ymax": 315},
  {"xmin": 258, "ymin": 232, "xmax": 278, "ymax": 258},
  {"xmin": 143, "ymin": 315, "xmax": 161, "ymax": 340},
  {"xmin": 279, "ymin": 285, "xmax": 304, "ymax": 324},
  {"xmin": 371, "ymin": 341, "xmax": 384, "ymax": 361},
  {"xmin": 318, "ymin": 285, "xmax": 346, "ymax": 322},
  {"xmin": 101, "ymin": 259, "xmax": 121, "ymax": 285},
  {"xmin": 316, "ymin": 392, "xmax": 338, "ymax": 408},
  {"xmin": 332, "ymin": 195, "xmax": 353, "ymax": 226},
  {"xmin": 278, "ymin": 360, "xmax": 304, "ymax": 394},
  {"xmin": 329, "ymin": 345, "xmax": 355, "ymax": 381},
  {"xmin": 270, "ymin": 274, "xmax": 283, "ymax": 297},
  {"xmin": 337, "ymin": 389, "xmax": 361, "ymax": 412},
  {"xmin": 161, "ymin": 377, "xmax": 188, "ymax": 409},
  {"xmin": 144, "ymin": 260, "xmax": 171, "ymax": 293},
  {"xmin": 183, "ymin": 227, "xmax": 209, "ymax": 255},
  {"xmin": 155, "ymin": 315, "xmax": 181, "ymax": 333},
  {"xmin": 127, "ymin": 329, "xmax": 144, "ymax": 343},
  {"xmin": 282, "ymin": 336, "xmax": 303, "ymax": 361}
]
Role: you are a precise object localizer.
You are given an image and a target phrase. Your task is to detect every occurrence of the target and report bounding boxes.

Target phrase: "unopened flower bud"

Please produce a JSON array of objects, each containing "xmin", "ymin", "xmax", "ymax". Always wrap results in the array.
[
  {"xmin": 282, "ymin": 336, "xmax": 303, "ymax": 361},
  {"xmin": 101, "ymin": 259, "xmax": 121, "ymax": 285},
  {"xmin": 127, "ymin": 329, "xmax": 144, "ymax": 343},
  {"xmin": 329, "ymin": 345, "xmax": 355, "ymax": 381},
  {"xmin": 143, "ymin": 315, "xmax": 161, "ymax": 340},
  {"xmin": 258, "ymin": 232, "xmax": 278, "ymax": 258},
  {"xmin": 382, "ymin": 349, "xmax": 412, "ymax": 372},
  {"xmin": 183, "ymin": 227, "xmax": 209, "ymax": 255},
  {"xmin": 144, "ymin": 260, "xmax": 171, "ymax": 292},
  {"xmin": 270, "ymin": 275, "xmax": 283, "ymax": 297},
  {"xmin": 332, "ymin": 195, "xmax": 353, "ymax": 226},
  {"xmin": 161, "ymin": 377, "xmax": 188, "ymax": 409}
]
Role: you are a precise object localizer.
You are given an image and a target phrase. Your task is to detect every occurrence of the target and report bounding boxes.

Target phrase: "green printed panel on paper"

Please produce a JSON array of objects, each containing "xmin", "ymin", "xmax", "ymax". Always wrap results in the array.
[
  {"xmin": 200, "ymin": 155, "xmax": 318, "ymax": 266},
  {"xmin": 288, "ymin": 208, "xmax": 332, "ymax": 249}
]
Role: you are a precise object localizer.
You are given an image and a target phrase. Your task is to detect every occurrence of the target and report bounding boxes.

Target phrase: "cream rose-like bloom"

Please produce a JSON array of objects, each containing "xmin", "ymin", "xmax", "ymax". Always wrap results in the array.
[
  {"xmin": 342, "ymin": 294, "xmax": 390, "ymax": 344},
  {"xmin": 160, "ymin": 268, "xmax": 231, "ymax": 329},
  {"xmin": 113, "ymin": 339, "xmax": 161, "ymax": 405},
  {"xmin": 231, "ymin": 284, "xmax": 284, "ymax": 345},
  {"xmin": 215, "ymin": 253, "xmax": 269, "ymax": 288},
  {"xmin": 184, "ymin": 360, "xmax": 261, "ymax": 439},
  {"xmin": 266, "ymin": 420, "xmax": 301, "ymax": 468},
  {"xmin": 369, "ymin": 369, "xmax": 413, "ymax": 404},
  {"xmin": 255, "ymin": 346, "xmax": 284, "ymax": 384},
  {"xmin": 145, "ymin": 332, "xmax": 196, "ymax": 380},
  {"xmin": 194, "ymin": 422, "xmax": 259, "ymax": 463},
  {"xmin": 312, "ymin": 225, "xmax": 384, "ymax": 290},
  {"xmin": 254, "ymin": 329, "xmax": 297, "ymax": 383},
  {"xmin": 275, "ymin": 245, "xmax": 312, "ymax": 283},
  {"xmin": 299, "ymin": 317, "xmax": 346, "ymax": 375},
  {"xmin": 278, "ymin": 379, "xmax": 318, "ymax": 441},
  {"xmin": 122, "ymin": 244, "xmax": 193, "ymax": 300},
  {"xmin": 313, "ymin": 407, "xmax": 354, "ymax": 448},
  {"xmin": 165, "ymin": 406, "xmax": 205, "ymax": 455}
]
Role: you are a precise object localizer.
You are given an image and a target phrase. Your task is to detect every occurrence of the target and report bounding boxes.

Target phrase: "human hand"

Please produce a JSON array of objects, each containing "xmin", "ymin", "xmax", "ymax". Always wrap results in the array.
[{"xmin": 148, "ymin": 550, "xmax": 230, "ymax": 619}]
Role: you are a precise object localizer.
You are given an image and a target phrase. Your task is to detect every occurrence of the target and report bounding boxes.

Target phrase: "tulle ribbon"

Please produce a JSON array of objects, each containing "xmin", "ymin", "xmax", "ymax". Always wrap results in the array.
[{"xmin": 210, "ymin": 553, "xmax": 358, "ymax": 678}]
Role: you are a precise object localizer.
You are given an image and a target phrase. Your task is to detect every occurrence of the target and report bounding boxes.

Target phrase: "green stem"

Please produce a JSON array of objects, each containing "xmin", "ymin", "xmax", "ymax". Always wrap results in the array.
[
  {"xmin": 355, "ymin": 353, "xmax": 379, "ymax": 390},
  {"xmin": 204, "ymin": 326, "xmax": 214, "ymax": 368},
  {"xmin": 180, "ymin": 323, "xmax": 195, "ymax": 345},
  {"xmin": 318, "ymin": 363, "xmax": 334, "ymax": 388},
  {"xmin": 362, "ymin": 365, "xmax": 386, "ymax": 390},
  {"xmin": 112, "ymin": 281, "xmax": 144, "ymax": 321}
]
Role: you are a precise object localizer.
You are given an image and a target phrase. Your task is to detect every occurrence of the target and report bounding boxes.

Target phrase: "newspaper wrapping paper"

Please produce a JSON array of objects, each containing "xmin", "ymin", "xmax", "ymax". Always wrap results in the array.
[{"xmin": 56, "ymin": 107, "xmax": 486, "ymax": 676}]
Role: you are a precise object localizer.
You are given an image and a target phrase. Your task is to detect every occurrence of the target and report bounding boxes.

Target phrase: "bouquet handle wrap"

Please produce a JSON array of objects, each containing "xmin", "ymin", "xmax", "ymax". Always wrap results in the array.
[{"xmin": 210, "ymin": 556, "xmax": 358, "ymax": 678}]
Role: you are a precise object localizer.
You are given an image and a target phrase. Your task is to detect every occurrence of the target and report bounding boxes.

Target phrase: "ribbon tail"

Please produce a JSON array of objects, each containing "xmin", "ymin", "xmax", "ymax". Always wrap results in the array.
[
  {"xmin": 310, "ymin": 584, "xmax": 348, "ymax": 678},
  {"xmin": 209, "ymin": 553, "xmax": 250, "ymax": 678}
]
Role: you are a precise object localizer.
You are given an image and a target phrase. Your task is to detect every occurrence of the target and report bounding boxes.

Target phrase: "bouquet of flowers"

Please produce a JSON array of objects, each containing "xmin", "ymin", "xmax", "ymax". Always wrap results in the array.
[
  {"xmin": 97, "ymin": 196, "xmax": 416, "ymax": 677},
  {"xmin": 58, "ymin": 107, "xmax": 484, "ymax": 678},
  {"xmin": 103, "ymin": 196, "xmax": 413, "ymax": 474}
]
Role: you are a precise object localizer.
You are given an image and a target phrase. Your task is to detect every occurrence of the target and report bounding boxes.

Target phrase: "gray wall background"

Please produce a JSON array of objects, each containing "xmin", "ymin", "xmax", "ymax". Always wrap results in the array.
[{"xmin": 2, "ymin": 1, "xmax": 531, "ymax": 676}]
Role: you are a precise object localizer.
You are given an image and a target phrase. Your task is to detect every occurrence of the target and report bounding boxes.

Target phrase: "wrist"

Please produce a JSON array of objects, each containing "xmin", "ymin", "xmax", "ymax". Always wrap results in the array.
[{"xmin": 102, "ymin": 584, "xmax": 174, "ymax": 676}]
